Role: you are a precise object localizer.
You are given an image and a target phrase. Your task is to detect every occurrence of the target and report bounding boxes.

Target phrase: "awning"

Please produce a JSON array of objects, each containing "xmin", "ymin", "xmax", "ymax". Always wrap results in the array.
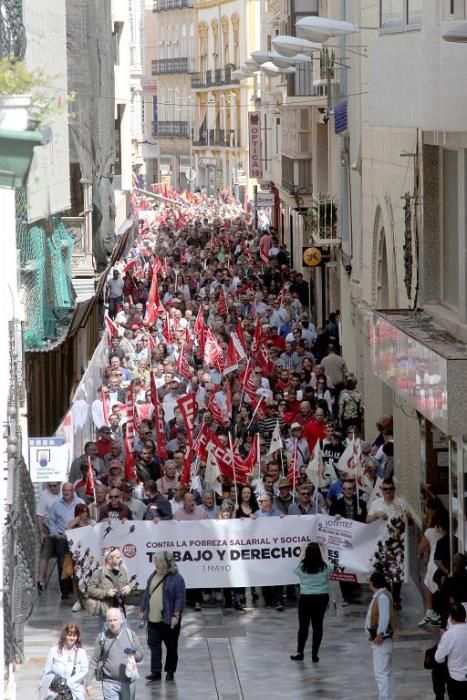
[{"xmin": 370, "ymin": 310, "xmax": 467, "ymax": 435}]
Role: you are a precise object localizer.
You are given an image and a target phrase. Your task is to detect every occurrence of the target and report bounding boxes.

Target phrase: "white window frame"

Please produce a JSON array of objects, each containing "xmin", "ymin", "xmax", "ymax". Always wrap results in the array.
[{"xmin": 379, "ymin": 0, "xmax": 422, "ymax": 32}]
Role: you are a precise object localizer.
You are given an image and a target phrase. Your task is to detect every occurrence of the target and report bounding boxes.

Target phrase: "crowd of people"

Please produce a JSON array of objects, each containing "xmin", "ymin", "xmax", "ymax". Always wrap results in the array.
[{"xmin": 35, "ymin": 191, "xmax": 467, "ymax": 700}]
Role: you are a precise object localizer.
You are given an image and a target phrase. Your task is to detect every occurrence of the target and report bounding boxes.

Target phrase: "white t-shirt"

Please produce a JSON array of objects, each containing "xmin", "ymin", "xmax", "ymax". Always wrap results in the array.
[
  {"xmin": 36, "ymin": 488, "xmax": 60, "ymax": 526},
  {"xmin": 368, "ymin": 495, "xmax": 408, "ymax": 519}
]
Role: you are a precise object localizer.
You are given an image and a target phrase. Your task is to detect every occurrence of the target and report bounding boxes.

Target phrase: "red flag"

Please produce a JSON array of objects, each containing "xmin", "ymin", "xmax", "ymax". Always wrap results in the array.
[
  {"xmin": 287, "ymin": 439, "xmax": 299, "ymax": 486},
  {"xmin": 224, "ymin": 336, "xmax": 239, "ymax": 375},
  {"xmin": 193, "ymin": 423, "xmax": 211, "ymax": 461},
  {"xmin": 85, "ymin": 456, "xmax": 96, "ymax": 498},
  {"xmin": 238, "ymin": 363, "xmax": 257, "ymax": 402},
  {"xmin": 145, "ymin": 270, "xmax": 164, "ymax": 326},
  {"xmin": 235, "ymin": 320, "xmax": 247, "ymax": 355},
  {"xmin": 122, "ymin": 259, "xmax": 137, "ymax": 275},
  {"xmin": 124, "ymin": 383, "xmax": 137, "ymax": 481},
  {"xmin": 104, "ymin": 314, "xmax": 119, "ymax": 345},
  {"xmin": 203, "ymin": 330, "xmax": 222, "ymax": 366},
  {"xmin": 207, "ymin": 391, "xmax": 228, "ymax": 425},
  {"xmin": 145, "ymin": 331, "xmax": 156, "ymax": 353},
  {"xmin": 250, "ymin": 319, "xmax": 263, "ymax": 356},
  {"xmin": 216, "ymin": 288, "xmax": 227, "ymax": 315},
  {"xmin": 177, "ymin": 393, "xmax": 196, "ymax": 440},
  {"xmin": 150, "ymin": 372, "xmax": 167, "ymax": 458},
  {"xmin": 180, "ymin": 444, "xmax": 193, "ymax": 486},
  {"xmin": 193, "ymin": 306, "xmax": 205, "ymax": 336},
  {"xmin": 176, "ymin": 345, "xmax": 192, "ymax": 382},
  {"xmin": 161, "ymin": 314, "xmax": 173, "ymax": 345}
]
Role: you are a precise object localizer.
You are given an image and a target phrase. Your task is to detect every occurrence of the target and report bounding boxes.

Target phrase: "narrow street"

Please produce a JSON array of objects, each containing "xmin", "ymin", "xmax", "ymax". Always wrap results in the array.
[{"xmin": 17, "ymin": 579, "xmax": 434, "ymax": 699}]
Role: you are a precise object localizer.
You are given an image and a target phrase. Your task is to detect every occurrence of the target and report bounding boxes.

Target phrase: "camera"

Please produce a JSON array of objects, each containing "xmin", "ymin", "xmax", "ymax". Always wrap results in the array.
[{"xmin": 49, "ymin": 675, "xmax": 73, "ymax": 699}]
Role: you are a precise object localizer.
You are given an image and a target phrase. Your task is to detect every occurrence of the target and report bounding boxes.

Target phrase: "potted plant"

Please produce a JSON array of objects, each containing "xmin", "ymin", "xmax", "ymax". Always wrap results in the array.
[{"xmin": 0, "ymin": 58, "xmax": 70, "ymax": 132}]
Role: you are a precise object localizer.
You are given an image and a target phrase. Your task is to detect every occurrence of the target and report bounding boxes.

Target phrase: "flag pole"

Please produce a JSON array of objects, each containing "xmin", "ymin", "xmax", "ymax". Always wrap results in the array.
[
  {"xmin": 292, "ymin": 438, "xmax": 297, "ymax": 502},
  {"xmin": 247, "ymin": 395, "xmax": 263, "ymax": 430},
  {"xmin": 239, "ymin": 357, "xmax": 250, "ymax": 411},
  {"xmin": 256, "ymin": 432, "xmax": 261, "ymax": 482},
  {"xmin": 228, "ymin": 433, "xmax": 239, "ymax": 507}
]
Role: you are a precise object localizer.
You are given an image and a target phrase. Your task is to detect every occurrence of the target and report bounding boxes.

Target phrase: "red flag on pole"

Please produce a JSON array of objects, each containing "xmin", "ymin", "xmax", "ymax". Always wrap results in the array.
[
  {"xmin": 124, "ymin": 383, "xmax": 137, "ymax": 481},
  {"xmin": 203, "ymin": 330, "xmax": 222, "ymax": 366},
  {"xmin": 176, "ymin": 393, "xmax": 196, "ymax": 440},
  {"xmin": 150, "ymin": 371, "xmax": 167, "ymax": 459},
  {"xmin": 176, "ymin": 345, "xmax": 192, "ymax": 382},
  {"xmin": 193, "ymin": 306, "xmax": 205, "ymax": 336},
  {"xmin": 104, "ymin": 314, "xmax": 119, "ymax": 345},
  {"xmin": 85, "ymin": 456, "xmax": 96, "ymax": 499}
]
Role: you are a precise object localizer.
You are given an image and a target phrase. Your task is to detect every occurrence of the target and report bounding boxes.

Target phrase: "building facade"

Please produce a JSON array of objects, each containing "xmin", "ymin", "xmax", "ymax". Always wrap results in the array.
[{"xmin": 148, "ymin": 0, "xmax": 196, "ymax": 190}]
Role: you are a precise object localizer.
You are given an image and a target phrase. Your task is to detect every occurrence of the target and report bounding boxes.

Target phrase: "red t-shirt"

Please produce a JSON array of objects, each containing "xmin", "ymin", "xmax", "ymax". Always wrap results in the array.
[{"xmin": 303, "ymin": 419, "xmax": 326, "ymax": 452}]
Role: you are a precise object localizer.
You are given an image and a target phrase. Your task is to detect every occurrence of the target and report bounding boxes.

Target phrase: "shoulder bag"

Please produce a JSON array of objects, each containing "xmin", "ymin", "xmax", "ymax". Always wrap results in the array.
[{"xmin": 95, "ymin": 634, "xmax": 116, "ymax": 682}]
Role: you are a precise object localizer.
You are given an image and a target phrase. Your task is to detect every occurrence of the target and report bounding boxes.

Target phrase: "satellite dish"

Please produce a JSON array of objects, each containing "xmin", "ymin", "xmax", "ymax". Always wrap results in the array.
[
  {"xmin": 296, "ymin": 16, "xmax": 358, "ymax": 43},
  {"xmin": 272, "ymin": 35, "xmax": 321, "ymax": 57},
  {"xmin": 186, "ymin": 168, "xmax": 196, "ymax": 182}
]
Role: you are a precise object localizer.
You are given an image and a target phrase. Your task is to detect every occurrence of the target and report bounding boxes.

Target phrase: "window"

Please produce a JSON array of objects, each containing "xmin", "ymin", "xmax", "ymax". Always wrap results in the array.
[
  {"xmin": 380, "ymin": 0, "xmax": 422, "ymax": 28},
  {"xmin": 407, "ymin": 0, "xmax": 422, "ymax": 25},
  {"xmin": 442, "ymin": 149, "xmax": 459, "ymax": 309},
  {"xmin": 380, "ymin": 0, "xmax": 404, "ymax": 27}
]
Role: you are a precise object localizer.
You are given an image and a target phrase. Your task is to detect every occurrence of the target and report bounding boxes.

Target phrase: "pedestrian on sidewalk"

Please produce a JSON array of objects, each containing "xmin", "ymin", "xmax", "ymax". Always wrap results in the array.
[
  {"xmin": 139, "ymin": 551, "xmax": 186, "ymax": 683},
  {"xmin": 365, "ymin": 571, "xmax": 396, "ymax": 700},
  {"xmin": 435, "ymin": 604, "xmax": 467, "ymax": 699},
  {"xmin": 38, "ymin": 623, "xmax": 89, "ymax": 700},
  {"xmin": 290, "ymin": 542, "xmax": 332, "ymax": 663},
  {"xmin": 88, "ymin": 608, "xmax": 143, "ymax": 700}
]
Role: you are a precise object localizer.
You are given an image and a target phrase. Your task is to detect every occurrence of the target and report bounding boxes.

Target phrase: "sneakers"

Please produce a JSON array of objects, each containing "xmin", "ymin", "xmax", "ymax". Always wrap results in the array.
[
  {"xmin": 275, "ymin": 602, "xmax": 284, "ymax": 612},
  {"xmin": 418, "ymin": 610, "xmax": 439, "ymax": 626},
  {"xmin": 71, "ymin": 601, "xmax": 82, "ymax": 612},
  {"xmin": 194, "ymin": 602, "xmax": 202, "ymax": 611}
]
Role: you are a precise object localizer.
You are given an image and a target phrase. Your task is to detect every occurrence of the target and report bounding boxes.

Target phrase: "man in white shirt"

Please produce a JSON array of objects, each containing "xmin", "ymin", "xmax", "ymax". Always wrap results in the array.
[
  {"xmin": 435, "ymin": 604, "xmax": 467, "ymax": 698},
  {"xmin": 365, "ymin": 571, "xmax": 395, "ymax": 700},
  {"xmin": 367, "ymin": 479, "xmax": 412, "ymax": 610},
  {"xmin": 36, "ymin": 482, "xmax": 62, "ymax": 592}
]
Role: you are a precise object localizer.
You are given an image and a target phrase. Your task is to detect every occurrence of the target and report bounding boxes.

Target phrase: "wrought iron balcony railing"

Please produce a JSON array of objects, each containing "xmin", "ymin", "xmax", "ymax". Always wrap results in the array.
[
  {"xmin": 151, "ymin": 57, "xmax": 190, "ymax": 75},
  {"xmin": 192, "ymin": 129, "xmax": 238, "ymax": 147},
  {"xmin": 191, "ymin": 65, "xmax": 239, "ymax": 88},
  {"xmin": 152, "ymin": 0, "xmax": 193, "ymax": 12},
  {"xmin": 153, "ymin": 121, "xmax": 190, "ymax": 138}
]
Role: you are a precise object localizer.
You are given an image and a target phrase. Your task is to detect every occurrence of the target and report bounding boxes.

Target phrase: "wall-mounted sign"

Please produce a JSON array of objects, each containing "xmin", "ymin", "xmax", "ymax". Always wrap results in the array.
[
  {"xmin": 29, "ymin": 437, "xmax": 70, "ymax": 482},
  {"xmin": 256, "ymin": 192, "xmax": 275, "ymax": 207},
  {"xmin": 302, "ymin": 247, "xmax": 322, "ymax": 267},
  {"xmin": 248, "ymin": 112, "xmax": 262, "ymax": 179}
]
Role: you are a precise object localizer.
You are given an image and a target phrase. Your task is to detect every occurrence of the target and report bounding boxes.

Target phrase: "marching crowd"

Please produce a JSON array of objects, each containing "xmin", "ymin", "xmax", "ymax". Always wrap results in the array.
[{"xmin": 35, "ymin": 191, "xmax": 467, "ymax": 700}]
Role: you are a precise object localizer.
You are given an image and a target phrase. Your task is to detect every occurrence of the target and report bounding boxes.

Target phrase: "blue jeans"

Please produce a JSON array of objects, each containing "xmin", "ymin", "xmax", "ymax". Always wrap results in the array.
[{"xmin": 102, "ymin": 679, "xmax": 136, "ymax": 700}]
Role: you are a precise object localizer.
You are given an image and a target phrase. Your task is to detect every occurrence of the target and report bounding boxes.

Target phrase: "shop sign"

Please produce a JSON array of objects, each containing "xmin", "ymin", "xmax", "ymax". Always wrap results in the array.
[
  {"xmin": 256, "ymin": 192, "xmax": 275, "ymax": 207},
  {"xmin": 248, "ymin": 112, "xmax": 262, "ymax": 179},
  {"xmin": 29, "ymin": 437, "xmax": 70, "ymax": 482}
]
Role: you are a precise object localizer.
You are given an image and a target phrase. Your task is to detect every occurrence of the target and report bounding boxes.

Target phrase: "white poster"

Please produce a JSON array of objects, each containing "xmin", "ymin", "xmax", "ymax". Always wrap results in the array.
[
  {"xmin": 67, "ymin": 515, "xmax": 387, "ymax": 591},
  {"xmin": 29, "ymin": 437, "xmax": 71, "ymax": 482}
]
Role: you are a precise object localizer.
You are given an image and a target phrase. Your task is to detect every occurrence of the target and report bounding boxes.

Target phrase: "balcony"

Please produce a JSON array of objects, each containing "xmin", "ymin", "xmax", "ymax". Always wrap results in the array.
[
  {"xmin": 153, "ymin": 121, "xmax": 190, "ymax": 138},
  {"xmin": 151, "ymin": 58, "xmax": 190, "ymax": 75},
  {"xmin": 191, "ymin": 65, "xmax": 239, "ymax": 89},
  {"xmin": 152, "ymin": 0, "xmax": 193, "ymax": 11},
  {"xmin": 192, "ymin": 129, "xmax": 238, "ymax": 148}
]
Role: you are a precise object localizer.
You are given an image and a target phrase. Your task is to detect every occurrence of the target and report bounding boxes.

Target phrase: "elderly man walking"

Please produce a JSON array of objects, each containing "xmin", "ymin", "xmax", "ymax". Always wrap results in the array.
[
  {"xmin": 48, "ymin": 482, "xmax": 84, "ymax": 600},
  {"xmin": 88, "ymin": 607, "xmax": 143, "ymax": 699},
  {"xmin": 86, "ymin": 547, "xmax": 134, "ymax": 629}
]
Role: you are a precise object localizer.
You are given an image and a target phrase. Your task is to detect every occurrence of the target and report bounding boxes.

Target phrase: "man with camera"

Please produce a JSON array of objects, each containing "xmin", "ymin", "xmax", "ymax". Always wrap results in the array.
[{"xmin": 86, "ymin": 547, "xmax": 134, "ymax": 629}]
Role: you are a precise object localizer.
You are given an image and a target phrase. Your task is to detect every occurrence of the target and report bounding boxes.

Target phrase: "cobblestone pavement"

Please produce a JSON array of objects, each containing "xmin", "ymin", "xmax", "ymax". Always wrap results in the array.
[{"xmin": 16, "ymin": 578, "xmax": 437, "ymax": 699}]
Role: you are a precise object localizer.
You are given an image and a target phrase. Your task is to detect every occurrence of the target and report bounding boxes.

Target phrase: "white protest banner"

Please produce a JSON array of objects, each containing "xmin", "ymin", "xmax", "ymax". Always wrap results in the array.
[
  {"xmin": 313, "ymin": 514, "xmax": 388, "ymax": 583},
  {"xmin": 66, "ymin": 515, "xmax": 387, "ymax": 591}
]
